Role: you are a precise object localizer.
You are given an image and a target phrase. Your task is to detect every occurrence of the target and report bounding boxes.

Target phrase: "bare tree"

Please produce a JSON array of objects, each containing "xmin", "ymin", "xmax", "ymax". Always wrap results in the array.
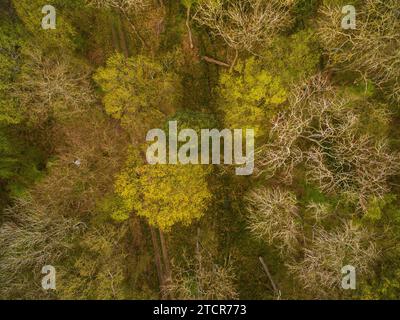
[
  {"xmin": 86, "ymin": 0, "xmax": 154, "ymax": 49},
  {"xmin": 256, "ymin": 74, "xmax": 399, "ymax": 212},
  {"xmin": 31, "ymin": 111, "xmax": 129, "ymax": 217},
  {"xmin": 287, "ymin": 222, "xmax": 379, "ymax": 297},
  {"xmin": 0, "ymin": 196, "xmax": 80, "ymax": 297},
  {"xmin": 255, "ymin": 74, "xmax": 335, "ymax": 182},
  {"xmin": 246, "ymin": 187, "xmax": 301, "ymax": 255},
  {"xmin": 56, "ymin": 223, "xmax": 129, "ymax": 300},
  {"xmin": 305, "ymin": 202, "xmax": 330, "ymax": 224},
  {"xmin": 318, "ymin": 0, "xmax": 400, "ymax": 101},
  {"xmin": 306, "ymin": 134, "xmax": 399, "ymax": 211},
  {"xmin": 245, "ymin": 186, "xmax": 379, "ymax": 296},
  {"xmin": 164, "ymin": 248, "xmax": 238, "ymax": 300},
  {"xmin": 194, "ymin": 0, "xmax": 293, "ymax": 61},
  {"xmin": 86, "ymin": 0, "xmax": 151, "ymax": 11},
  {"xmin": 14, "ymin": 48, "xmax": 93, "ymax": 125}
]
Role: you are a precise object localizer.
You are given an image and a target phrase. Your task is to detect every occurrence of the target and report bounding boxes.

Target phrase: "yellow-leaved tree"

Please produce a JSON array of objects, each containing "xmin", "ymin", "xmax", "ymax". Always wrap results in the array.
[
  {"xmin": 93, "ymin": 53, "xmax": 182, "ymax": 139},
  {"xmin": 218, "ymin": 57, "xmax": 287, "ymax": 138},
  {"xmin": 108, "ymin": 148, "xmax": 212, "ymax": 231},
  {"xmin": 104, "ymin": 111, "xmax": 216, "ymax": 229}
]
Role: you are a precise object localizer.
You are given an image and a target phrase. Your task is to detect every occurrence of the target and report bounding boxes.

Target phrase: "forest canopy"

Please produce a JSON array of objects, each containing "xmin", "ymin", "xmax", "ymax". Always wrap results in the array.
[{"xmin": 1, "ymin": 0, "xmax": 400, "ymax": 301}]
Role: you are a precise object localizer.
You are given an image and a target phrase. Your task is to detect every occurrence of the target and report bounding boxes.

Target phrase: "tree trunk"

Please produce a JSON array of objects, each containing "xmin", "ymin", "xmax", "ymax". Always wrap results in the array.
[
  {"xmin": 202, "ymin": 55, "xmax": 230, "ymax": 68},
  {"xmin": 186, "ymin": 6, "xmax": 194, "ymax": 49},
  {"xmin": 259, "ymin": 256, "xmax": 281, "ymax": 299},
  {"xmin": 159, "ymin": 230, "xmax": 172, "ymax": 292},
  {"xmin": 150, "ymin": 227, "xmax": 166, "ymax": 298}
]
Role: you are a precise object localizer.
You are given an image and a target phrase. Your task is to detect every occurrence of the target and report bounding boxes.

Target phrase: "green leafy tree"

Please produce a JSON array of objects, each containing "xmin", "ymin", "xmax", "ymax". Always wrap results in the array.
[
  {"xmin": 11, "ymin": 0, "xmax": 77, "ymax": 51},
  {"xmin": 94, "ymin": 53, "xmax": 182, "ymax": 138},
  {"xmin": 0, "ymin": 128, "xmax": 44, "ymax": 199},
  {"xmin": 0, "ymin": 14, "xmax": 24, "ymax": 125},
  {"xmin": 0, "ymin": 12, "xmax": 44, "ymax": 202},
  {"xmin": 359, "ymin": 195, "xmax": 400, "ymax": 300},
  {"xmin": 218, "ymin": 57, "xmax": 287, "ymax": 137},
  {"xmin": 261, "ymin": 29, "xmax": 321, "ymax": 85}
]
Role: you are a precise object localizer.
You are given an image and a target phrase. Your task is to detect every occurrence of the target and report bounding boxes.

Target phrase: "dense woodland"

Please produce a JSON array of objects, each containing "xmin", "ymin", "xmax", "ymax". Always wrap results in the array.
[{"xmin": 1, "ymin": 0, "xmax": 400, "ymax": 300}]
